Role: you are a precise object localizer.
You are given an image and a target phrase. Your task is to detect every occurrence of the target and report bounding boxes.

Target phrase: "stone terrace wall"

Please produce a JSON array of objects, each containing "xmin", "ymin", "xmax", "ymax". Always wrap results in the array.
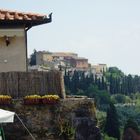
[
  {"xmin": 0, "ymin": 71, "xmax": 65, "ymax": 98},
  {"xmin": 1, "ymin": 98, "xmax": 101, "ymax": 140}
]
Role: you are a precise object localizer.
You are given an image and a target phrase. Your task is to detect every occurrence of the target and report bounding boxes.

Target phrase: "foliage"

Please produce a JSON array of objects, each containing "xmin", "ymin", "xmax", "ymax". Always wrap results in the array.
[
  {"xmin": 29, "ymin": 49, "xmax": 37, "ymax": 66},
  {"xmin": 42, "ymin": 95, "xmax": 60, "ymax": 104},
  {"xmin": 105, "ymin": 67, "xmax": 140, "ymax": 95},
  {"xmin": 24, "ymin": 95, "xmax": 60, "ymax": 105},
  {"xmin": 86, "ymin": 85, "xmax": 111, "ymax": 110},
  {"xmin": 24, "ymin": 95, "xmax": 41, "ymax": 105},
  {"xmin": 105, "ymin": 67, "xmax": 124, "ymax": 78},
  {"xmin": 104, "ymin": 103, "xmax": 120, "ymax": 140},
  {"xmin": 57, "ymin": 119, "xmax": 75, "ymax": 140},
  {"xmin": 124, "ymin": 118, "xmax": 140, "ymax": 133},
  {"xmin": 133, "ymin": 92, "xmax": 140, "ymax": 100},
  {"xmin": 116, "ymin": 105, "xmax": 140, "ymax": 128},
  {"xmin": 103, "ymin": 134, "xmax": 117, "ymax": 140},
  {"xmin": 125, "ymin": 96, "xmax": 132, "ymax": 103},
  {"xmin": 96, "ymin": 110, "xmax": 106, "ymax": 132},
  {"xmin": 64, "ymin": 70, "xmax": 111, "ymax": 109},
  {"xmin": 64, "ymin": 67, "xmax": 140, "ymax": 139},
  {"xmin": 42, "ymin": 95, "xmax": 59, "ymax": 99},
  {"xmin": 64, "ymin": 70, "xmax": 107, "ymax": 95},
  {"xmin": 24, "ymin": 95, "xmax": 41, "ymax": 99},
  {"xmin": 0, "ymin": 95, "xmax": 12, "ymax": 105},
  {"xmin": 0, "ymin": 95, "xmax": 12, "ymax": 99},
  {"xmin": 111, "ymin": 94, "xmax": 132, "ymax": 104},
  {"xmin": 64, "ymin": 67, "xmax": 140, "ymax": 97}
]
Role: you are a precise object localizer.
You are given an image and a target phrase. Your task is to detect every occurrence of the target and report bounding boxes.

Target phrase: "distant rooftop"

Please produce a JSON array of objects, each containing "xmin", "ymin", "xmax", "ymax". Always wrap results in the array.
[
  {"xmin": 0, "ymin": 9, "xmax": 52, "ymax": 28},
  {"xmin": 52, "ymin": 52, "xmax": 78, "ymax": 57},
  {"xmin": 75, "ymin": 57, "xmax": 88, "ymax": 60},
  {"xmin": 98, "ymin": 64, "xmax": 107, "ymax": 66},
  {"xmin": 37, "ymin": 51, "xmax": 53, "ymax": 54}
]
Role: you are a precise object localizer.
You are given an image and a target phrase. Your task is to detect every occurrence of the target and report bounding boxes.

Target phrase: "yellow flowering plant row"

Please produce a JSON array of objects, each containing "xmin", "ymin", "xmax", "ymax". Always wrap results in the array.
[
  {"xmin": 0, "ymin": 95, "xmax": 12, "ymax": 105},
  {"xmin": 24, "ymin": 95, "xmax": 60, "ymax": 105},
  {"xmin": 24, "ymin": 95, "xmax": 41, "ymax": 105},
  {"xmin": 24, "ymin": 95, "xmax": 41, "ymax": 99},
  {"xmin": 42, "ymin": 95, "xmax": 60, "ymax": 104}
]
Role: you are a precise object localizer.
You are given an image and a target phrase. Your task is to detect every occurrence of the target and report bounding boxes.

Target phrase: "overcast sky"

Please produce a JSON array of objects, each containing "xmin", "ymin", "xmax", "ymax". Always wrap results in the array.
[{"xmin": 1, "ymin": 0, "xmax": 140, "ymax": 75}]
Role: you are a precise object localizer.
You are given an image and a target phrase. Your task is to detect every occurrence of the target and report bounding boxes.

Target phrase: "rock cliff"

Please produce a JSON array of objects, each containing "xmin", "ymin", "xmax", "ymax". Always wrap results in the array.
[{"xmin": 1, "ymin": 98, "xmax": 101, "ymax": 140}]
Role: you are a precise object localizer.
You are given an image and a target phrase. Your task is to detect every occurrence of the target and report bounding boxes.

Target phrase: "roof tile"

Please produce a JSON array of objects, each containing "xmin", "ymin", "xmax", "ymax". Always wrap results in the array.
[{"xmin": 0, "ymin": 9, "xmax": 47, "ymax": 21}]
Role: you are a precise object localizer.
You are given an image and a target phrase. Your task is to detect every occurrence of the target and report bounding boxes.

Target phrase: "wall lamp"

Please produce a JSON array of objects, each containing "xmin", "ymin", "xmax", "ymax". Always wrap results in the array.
[{"xmin": 4, "ymin": 36, "xmax": 10, "ymax": 46}]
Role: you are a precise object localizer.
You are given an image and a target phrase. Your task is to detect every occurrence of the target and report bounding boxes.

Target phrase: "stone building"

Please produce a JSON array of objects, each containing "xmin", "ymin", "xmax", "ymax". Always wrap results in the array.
[
  {"xmin": 35, "ymin": 51, "xmax": 89, "ymax": 70},
  {"xmin": 0, "ymin": 9, "xmax": 51, "ymax": 72},
  {"xmin": 93, "ymin": 64, "xmax": 107, "ymax": 73},
  {"xmin": 36, "ymin": 51, "xmax": 53, "ymax": 65},
  {"xmin": 74, "ymin": 57, "xmax": 89, "ymax": 69}
]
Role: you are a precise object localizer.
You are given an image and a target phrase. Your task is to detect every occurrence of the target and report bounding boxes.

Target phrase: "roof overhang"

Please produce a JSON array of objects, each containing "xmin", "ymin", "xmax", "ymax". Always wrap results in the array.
[
  {"xmin": 0, "ymin": 16, "xmax": 52, "ymax": 29},
  {"xmin": 0, "ymin": 9, "xmax": 52, "ymax": 30}
]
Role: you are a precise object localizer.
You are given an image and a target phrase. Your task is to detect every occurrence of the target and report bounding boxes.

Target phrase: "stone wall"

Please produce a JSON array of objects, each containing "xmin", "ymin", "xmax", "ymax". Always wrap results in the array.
[{"xmin": 1, "ymin": 98, "xmax": 101, "ymax": 140}]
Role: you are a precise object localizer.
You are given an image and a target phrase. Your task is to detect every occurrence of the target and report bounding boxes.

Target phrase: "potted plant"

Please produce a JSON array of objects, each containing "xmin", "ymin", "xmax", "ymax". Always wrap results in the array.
[
  {"xmin": 23, "ymin": 95, "xmax": 41, "ymax": 105},
  {"xmin": 42, "ymin": 95, "xmax": 60, "ymax": 104},
  {"xmin": 0, "ymin": 95, "xmax": 12, "ymax": 105}
]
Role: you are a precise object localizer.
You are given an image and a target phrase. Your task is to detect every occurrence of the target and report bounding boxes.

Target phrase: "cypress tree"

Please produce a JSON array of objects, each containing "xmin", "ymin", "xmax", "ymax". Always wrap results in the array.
[
  {"xmin": 30, "ymin": 49, "xmax": 37, "ymax": 66},
  {"xmin": 104, "ymin": 103, "xmax": 120, "ymax": 140},
  {"xmin": 71, "ymin": 70, "xmax": 79, "ymax": 94}
]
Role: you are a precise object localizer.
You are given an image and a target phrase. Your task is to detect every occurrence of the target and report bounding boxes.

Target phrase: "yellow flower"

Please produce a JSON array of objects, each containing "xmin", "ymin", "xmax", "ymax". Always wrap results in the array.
[
  {"xmin": 0, "ymin": 95, "xmax": 12, "ymax": 99},
  {"xmin": 24, "ymin": 95, "xmax": 41, "ymax": 99},
  {"xmin": 42, "ymin": 95, "xmax": 60, "ymax": 100}
]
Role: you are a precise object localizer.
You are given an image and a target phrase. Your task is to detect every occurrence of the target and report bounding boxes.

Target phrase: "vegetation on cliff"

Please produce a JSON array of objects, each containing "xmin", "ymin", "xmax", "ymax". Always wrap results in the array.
[{"xmin": 64, "ymin": 66, "xmax": 140, "ymax": 139}]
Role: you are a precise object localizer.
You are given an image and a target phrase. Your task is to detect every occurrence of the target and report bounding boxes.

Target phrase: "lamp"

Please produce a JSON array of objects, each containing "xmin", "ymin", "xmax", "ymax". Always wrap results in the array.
[{"xmin": 5, "ymin": 36, "xmax": 10, "ymax": 46}]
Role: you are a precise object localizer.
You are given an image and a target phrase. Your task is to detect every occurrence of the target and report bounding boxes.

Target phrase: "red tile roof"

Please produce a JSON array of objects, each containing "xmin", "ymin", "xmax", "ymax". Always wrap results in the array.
[
  {"xmin": 0, "ymin": 9, "xmax": 47, "ymax": 20},
  {"xmin": 0, "ymin": 9, "xmax": 52, "ymax": 28}
]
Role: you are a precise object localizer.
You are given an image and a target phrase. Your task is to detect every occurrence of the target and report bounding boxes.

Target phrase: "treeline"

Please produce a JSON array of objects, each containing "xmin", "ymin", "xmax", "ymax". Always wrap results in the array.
[
  {"xmin": 64, "ymin": 70, "xmax": 107, "ymax": 95},
  {"xmin": 64, "ymin": 67, "xmax": 140, "ymax": 96},
  {"xmin": 106, "ymin": 67, "xmax": 140, "ymax": 95}
]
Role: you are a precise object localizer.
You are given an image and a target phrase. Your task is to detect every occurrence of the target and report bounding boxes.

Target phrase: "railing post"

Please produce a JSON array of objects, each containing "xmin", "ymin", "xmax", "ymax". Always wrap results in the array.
[{"xmin": 60, "ymin": 72, "xmax": 66, "ymax": 99}]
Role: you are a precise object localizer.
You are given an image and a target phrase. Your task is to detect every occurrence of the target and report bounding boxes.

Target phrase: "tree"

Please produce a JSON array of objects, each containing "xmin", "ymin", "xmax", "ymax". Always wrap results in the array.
[
  {"xmin": 104, "ymin": 103, "xmax": 120, "ymax": 140},
  {"xmin": 111, "ymin": 94, "xmax": 126, "ymax": 104},
  {"xmin": 30, "ymin": 49, "xmax": 37, "ymax": 66},
  {"xmin": 86, "ymin": 85, "xmax": 111, "ymax": 109},
  {"xmin": 70, "ymin": 71, "xmax": 80, "ymax": 94},
  {"xmin": 124, "ymin": 118, "xmax": 139, "ymax": 134}
]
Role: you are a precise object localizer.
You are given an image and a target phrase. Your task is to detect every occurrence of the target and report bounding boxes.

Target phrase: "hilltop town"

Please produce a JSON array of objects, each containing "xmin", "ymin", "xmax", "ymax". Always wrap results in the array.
[{"xmin": 29, "ymin": 50, "xmax": 107, "ymax": 79}]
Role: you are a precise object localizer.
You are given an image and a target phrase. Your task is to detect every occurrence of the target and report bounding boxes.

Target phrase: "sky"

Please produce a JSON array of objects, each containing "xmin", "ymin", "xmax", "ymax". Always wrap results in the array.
[{"xmin": 1, "ymin": 0, "xmax": 140, "ymax": 75}]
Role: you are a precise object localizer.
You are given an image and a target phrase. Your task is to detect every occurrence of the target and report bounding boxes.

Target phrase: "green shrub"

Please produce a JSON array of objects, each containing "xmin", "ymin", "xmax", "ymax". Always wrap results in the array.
[
  {"xmin": 103, "ymin": 134, "xmax": 117, "ymax": 140},
  {"xmin": 111, "ymin": 94, "xmax": 125, "ymax": 104}
]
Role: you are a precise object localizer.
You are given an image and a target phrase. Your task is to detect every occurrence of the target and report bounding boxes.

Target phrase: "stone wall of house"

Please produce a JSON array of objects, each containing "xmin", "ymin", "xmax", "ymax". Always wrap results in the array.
[
  {"xmin": 1, "ymin": 98, "xmax": 101, "ymax": 140},
  {"xmin": 0, "ymin": 28, "xmax": 27, "ymax": 72}
]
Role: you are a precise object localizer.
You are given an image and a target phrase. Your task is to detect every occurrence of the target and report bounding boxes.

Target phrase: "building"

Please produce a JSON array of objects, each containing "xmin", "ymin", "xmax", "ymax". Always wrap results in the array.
[
  {"xmin": 36, "ymin": 51, "xmax": 53, "ymax": 65},
  {"xmin": 52, "ymin": 52, "xmax": 78, "ymax": 60},
  {"xmin": 93, "ymin": 64, "xmax": 107, "ymax": 73},
  {"xmin": 35, "ymin": 51, "xmax": 89, "ymax": 70},
  {"xmin": 74, "ymin": 57, "xmax": 88, "ymax": 69},
  {"xmin": 0, "ymin": 9, "xmax": 51, "ymax": 72},
  {"xmin": 90, "ymin": 64, "xmax": 107, "ymax": 79}
]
